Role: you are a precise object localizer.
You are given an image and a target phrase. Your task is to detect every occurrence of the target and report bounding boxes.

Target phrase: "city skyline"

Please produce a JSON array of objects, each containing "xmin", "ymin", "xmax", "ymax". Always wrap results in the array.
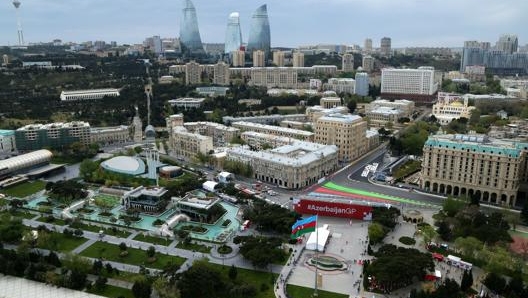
[{"xmin": 0, "ymin": 0, "xmax": 527, "ymax": 48}]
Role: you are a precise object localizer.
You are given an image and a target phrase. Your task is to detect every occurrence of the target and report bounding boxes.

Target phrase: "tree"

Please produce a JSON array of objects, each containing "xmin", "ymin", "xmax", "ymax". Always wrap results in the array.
[
  {"xmin": 442, "ymin": 197, "xmax": 466, "ymax": 217},
  {"xmin": 92, "ymin": 259, "xmax": 103, "ymax": 275},
  {"xmin": 483, "ymin": 272, "xmax": 506, "ymax": 295},
  {"xmin": 132, "ymin": 277, "xmax": 152, "ymax": 298},
  {"xmin": 420, "ymin": 224, "xmax": 438, "ymax": 247},
  {"xmin": 146, "ymin": 246, "xmax": 156, "ymax": 258},
  {"xmin": 228, "ymin": 264, "xmax": 238, "ymax": 280},
  {"xmin": 94, "ymin": 276, "xmax": 108, "ymax": 291},
  {"xmin": 454, "ymin": 237, "xmax": 483, "ymax": 258},
  {"xmin": 460, "ymin": 269, "xmax": 473, "ymax": 291},
  {"xmin": 178, "ymin": 260, "xmax": 224, "ymax": 298},
  {"xmin": 347, "ymin": 99, "xmax": 357, "ymax": 113},
  {"xmin": 521, "ymin": 201, "xmax": 528, "ymax": 225},
  {"xmin": 368, "ymin": 222, "xmax": 386, "ymax": 244},
  {"xmin": 119, "ymin": 242, "xmax": 127, "ymax": 251}
]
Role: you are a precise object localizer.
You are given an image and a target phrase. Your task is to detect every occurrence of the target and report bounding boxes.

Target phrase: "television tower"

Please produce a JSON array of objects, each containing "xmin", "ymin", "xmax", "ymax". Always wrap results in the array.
[{"xmin": 12, "ymin": 0, "xmax": 25, "ymax": 46}]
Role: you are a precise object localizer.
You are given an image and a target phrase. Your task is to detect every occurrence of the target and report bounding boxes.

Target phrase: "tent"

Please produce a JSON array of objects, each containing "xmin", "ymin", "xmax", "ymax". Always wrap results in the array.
[
  {"xmin": 305, "ymin": 225, "xmax": 331, "ymax": 252},
  {"xmin": 202, "ymin": 181, "xmax": 219, "ymax": 192}
]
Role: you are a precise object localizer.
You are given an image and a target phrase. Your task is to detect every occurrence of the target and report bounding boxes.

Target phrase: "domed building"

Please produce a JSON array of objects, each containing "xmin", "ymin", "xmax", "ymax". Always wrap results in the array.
[{"xmin": 144, "ymin": 125, "xmax": 156, "ymax": 142}]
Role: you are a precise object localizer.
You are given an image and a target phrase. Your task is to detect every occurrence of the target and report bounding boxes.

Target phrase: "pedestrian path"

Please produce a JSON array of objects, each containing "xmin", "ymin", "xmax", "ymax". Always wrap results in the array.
[{"xmin": 71, "ymin": 238, "xmax": 97, "ymax": 254}]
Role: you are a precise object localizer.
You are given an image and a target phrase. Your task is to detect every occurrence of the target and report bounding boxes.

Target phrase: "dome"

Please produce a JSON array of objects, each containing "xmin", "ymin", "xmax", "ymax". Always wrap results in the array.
[
  {"xmin": 101, "ymin": 156, "xmax": 146, "ymax": 175},
  {"xmin": 145, "ymin": 125, "xmax": 156, "ymax": 139}
]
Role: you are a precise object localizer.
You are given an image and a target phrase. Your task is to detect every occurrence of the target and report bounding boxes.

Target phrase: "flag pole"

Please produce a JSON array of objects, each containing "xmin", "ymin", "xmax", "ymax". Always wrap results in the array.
[{"xmin": 314, "ymin": 214, "xmax": 318, "ymax": 297}]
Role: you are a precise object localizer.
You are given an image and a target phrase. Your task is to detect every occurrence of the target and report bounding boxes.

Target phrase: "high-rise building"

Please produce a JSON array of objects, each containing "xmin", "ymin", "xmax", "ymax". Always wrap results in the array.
[
  {"xmin": 380, "ymin": 37, "xmax": 391, "ymax": 57},
  {"xmin": 355, "ymin": 72, "xmax": 369, "ymax": 96},
  {"xmin": 180, "ymin": 0, "xmax": 204, "ymax": 53},
  {"xmin": 144, "ymin": 36, "xmax": 163, "ymax": 54},
  {"xmin": 185, "ymin": 61, "xmax": 201, "ymax": 85},
  {"xmin": 362, "ymin": 55, "xmax": 374, "ymax": 72},
  {"xmin": 273, "ymin": 51, "xmax": 285, "ymax": 67},
  {"xmin": 421, "ymin": 134, "xmax": 528, "ymax": 206},
  {"xmin": 231, "ymin": 50, "xmax": 245, "ymax": 67},
  {"xmin": 496, "ymin": 34, "xmax": 518, "ymax": 54},
  {"xmin": 213, "ymin": 61, "xmax": 230, "ymax": 86},
  {"xmin": 253, "ymin": 50, "xmax": 265, "ymax": 67},
  {"xmin": 15, "ymin": 122, "xmax": 91, "ymax": 151},
  {"xmin": 314, "ymin": 114, "xmax": 368, "ymax": 163},
  {"xmin": 12, "ymin": 0, "xmax": 24, "ymax": 46},
  {"xmin": 342, "ymin": 53, "xmax": 354, "ymax": 72},
  {"xmin": 247, "ymin": 4, "xmax": 271, "ymax": 55},
  {"xmin": 461, "ymin": 37, "xmax": 528, "ymax": 75},
  {"xmin": 0, "ymin": 130, "xmax": 16, "ymax": 154},
  {"xmin": 381, "ymin": 67, "xmax": 438, "ymax": 104},
  {"xmin": 364, "ymin": 38, "xmax": 372, "ymax": 53},
  {"xmin": 225, "ymin": 12, "xmax": 243, "ymax": 54},
  {"xmin": 292, "ymin": 51, "xmax": 305, "ymax": 67}
]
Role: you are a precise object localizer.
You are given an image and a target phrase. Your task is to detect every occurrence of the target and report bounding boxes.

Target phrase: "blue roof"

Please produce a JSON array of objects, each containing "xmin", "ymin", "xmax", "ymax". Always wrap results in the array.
[{"xmin": 0, "ymin": 130, "xmax": 15, "ymax": 137}]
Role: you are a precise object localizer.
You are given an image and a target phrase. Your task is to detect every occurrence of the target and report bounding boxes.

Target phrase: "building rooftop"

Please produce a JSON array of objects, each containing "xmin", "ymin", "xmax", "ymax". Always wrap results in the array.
[
  {"xmin": 317, "ymin": 113, "xmax": 363, "ymax": 123},
  {"xmin": 0, "ymin": 129, "xmax": 15, "ymax": 136},
  {"xmin": 60, "ymin": 88, "xmax": 119, "ymax": 95},
  {"xmin": 232, "ymin": 121, "xmax": 314, "ymax": 137},
  {"xmin": 17, "ymin": 121, "xmax": 90, "ymax": 131},
  {"xmin": 101, "ymin": 156, "xmax": 146, "ymax": 175},
  {"xmin": 0, "ymin": 275, "xmax": 105, "ymax": 298},
  {"xmin": 126, "ymin": 186, "xmax": 168, "ymax": 199},
  {"xmin": 228, "ymin": 141, "xmax": 338, "ymax": 167},
  {"xmin": 369, "ymin": 106, "xmax": 402, "ymax": 115}
]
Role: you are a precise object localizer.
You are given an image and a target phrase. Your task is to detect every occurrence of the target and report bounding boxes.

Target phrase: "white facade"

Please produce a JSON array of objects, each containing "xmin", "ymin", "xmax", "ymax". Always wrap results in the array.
[
  {"xmin": 432, "ymin": 93, "xmax": 476, "ymax": 125},
  {"xmin": 90, "ymin": 126, "xmax": 130, "ymax": 145},
  {"xmin": 168, "ymin": 97, "xmax": 206, "ymax": 109},
  {"xmin": 232, "ymin": 121, "xmax": 314, "ymax": 141},
  {"xmin": 60, "ymin": 89, "xmax": 120, "ymax": 101},
  {"xmin": 324, "ymin": 78, "xmax": 355, "ymax": 94},
  {"xmin": 381, "ymin": 67, "xmax": 438, "ymax": 95},
  {"xmin": 226, "ymin": 141, "xmax": 338, "ymax": 189},
  {"xmin": 366, "ymin": 99, "xmax": 415, "ymax": 117}
]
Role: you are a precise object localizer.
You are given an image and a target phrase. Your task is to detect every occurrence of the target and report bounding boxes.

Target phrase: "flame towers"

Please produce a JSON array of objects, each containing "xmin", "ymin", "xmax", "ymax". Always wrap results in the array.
[
  {"xmin": 180, "ymin": 0, "xmax": 203, "ymax": 53},
  {"xmin": 225, "ymin": 12, "xmax": 243, "ymax": 54},
  {"xmin": 247, "ymin": 4, "xmax": 271, "ymax": 55}
]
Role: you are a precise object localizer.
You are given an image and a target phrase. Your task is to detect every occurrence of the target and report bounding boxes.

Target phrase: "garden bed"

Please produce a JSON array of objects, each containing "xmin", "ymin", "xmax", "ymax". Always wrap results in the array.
[{"xmin": 180, "ymin": 225, "xmax": 208, "ymax": 234}]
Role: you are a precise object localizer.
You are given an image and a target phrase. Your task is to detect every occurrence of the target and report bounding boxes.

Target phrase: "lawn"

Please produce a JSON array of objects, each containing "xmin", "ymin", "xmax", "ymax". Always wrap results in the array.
[
  {"xmin": 87, "ymin": 284, "xmax": 134, "ymax": 298},
  {"xmin": 93, "ymin": 194, "xmax": 121, "ymax": 205},
  {"xmin": 35, "ymin": 215, "xmax": 67, "ymax": 225},
  {"xmin": 206, "ymin": 262, "xmax": 278, "ymax": 298},
  {"xmin": 69, "ymin": 221, "xmax": 131, "ymax": 238},
  {"xmin": 2, "ymin": 180, "xmax": 46, "ymax": 197},
  {"xmin": 133, "ymin": 233, "xmax": 172, "ymax": 246},
  {"xmin": 176, "ymin": 241, "xmax": 212, "ymax": 253},
  {"xmin": 36, "ymin": 232, "xmax": 88, "ymax": 252},
  {"xmin": 286, "ymin": 284, "xmax": 349, "ymax": 298},
  {"xmin": 80, "ymin": 241, "xmax": 186, "ymax": 269},
  {"xmin": 1, "ymin": 210, "xmax": 37, "ymax": 219}
]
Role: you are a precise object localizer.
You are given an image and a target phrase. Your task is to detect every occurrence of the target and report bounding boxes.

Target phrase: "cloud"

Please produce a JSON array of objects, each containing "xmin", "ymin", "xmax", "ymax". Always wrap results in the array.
[{"xmin": 0, "ymin": 0, "xmax": 526, "ymax": 47}]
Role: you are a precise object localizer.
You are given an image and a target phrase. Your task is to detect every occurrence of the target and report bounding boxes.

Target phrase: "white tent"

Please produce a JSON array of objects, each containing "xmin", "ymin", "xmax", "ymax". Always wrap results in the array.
[
  {"xmin": 202, "ymin": 181, "xmax": 219, "ymax": 192},
  {"xmin": 305, "ymin": 225, "xmax": 330, "ymax": 252}
]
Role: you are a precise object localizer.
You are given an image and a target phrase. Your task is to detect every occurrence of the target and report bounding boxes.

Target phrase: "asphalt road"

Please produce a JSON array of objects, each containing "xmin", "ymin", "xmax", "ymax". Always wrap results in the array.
[{"xmin": 303, "ymin": 144, "xmax": 446, "ymax": 208}]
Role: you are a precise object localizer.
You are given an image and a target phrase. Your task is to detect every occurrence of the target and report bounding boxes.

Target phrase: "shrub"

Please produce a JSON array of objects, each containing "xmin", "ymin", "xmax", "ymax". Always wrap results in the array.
[{"xmin": 399, "ymin": 236, "xmax": 416, "ymax": 245}]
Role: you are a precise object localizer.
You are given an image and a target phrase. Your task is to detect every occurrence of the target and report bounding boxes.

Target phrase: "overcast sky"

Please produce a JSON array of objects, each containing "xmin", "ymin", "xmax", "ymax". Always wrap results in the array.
[{"xmin": 0, "ymin": 0, "xmax": 526, "ymax": 48}]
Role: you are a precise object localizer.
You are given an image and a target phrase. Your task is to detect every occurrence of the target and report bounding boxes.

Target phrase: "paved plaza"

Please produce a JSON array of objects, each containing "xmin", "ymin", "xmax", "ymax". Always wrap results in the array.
[{"xmin": 288, "ymin": 216, "xmax": 370, "ymax": 296}]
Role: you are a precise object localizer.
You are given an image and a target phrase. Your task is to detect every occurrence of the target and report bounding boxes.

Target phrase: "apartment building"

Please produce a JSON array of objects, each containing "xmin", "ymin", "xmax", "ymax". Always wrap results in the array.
[
  {"xmin": 314, "ymin": 114, "xmax": 368, "ymax": 162},
  {"xmin": 15, "ymin": 121, "xmax": 91, "ymax": 151},
  {"xmin": 183, "ymin": 121, "xmax": 240, "ymax": 146},
  {"xmin": 231, "ymin": 121, "xmax": 314, "ymax": 142}
]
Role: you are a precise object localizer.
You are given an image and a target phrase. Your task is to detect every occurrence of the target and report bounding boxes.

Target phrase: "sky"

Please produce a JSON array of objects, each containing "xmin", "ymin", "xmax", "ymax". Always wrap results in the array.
[{"xmin": 0, "ymin": 0, "xmax": 527, "ymax": 48}]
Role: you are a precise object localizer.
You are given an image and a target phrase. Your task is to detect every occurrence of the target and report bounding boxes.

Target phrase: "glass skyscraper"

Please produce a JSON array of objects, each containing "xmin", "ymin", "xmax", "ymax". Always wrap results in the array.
[
  {"xmin": 247, "ymin": 4, "xmax": 271, "ymax": 55},
  {"xmin": 225, "ymin": 12, "xmax": 243, "ymax": 54},
  {"xmin": 180, "ymin": 0, "xmax": 203, "ymax": 53}
]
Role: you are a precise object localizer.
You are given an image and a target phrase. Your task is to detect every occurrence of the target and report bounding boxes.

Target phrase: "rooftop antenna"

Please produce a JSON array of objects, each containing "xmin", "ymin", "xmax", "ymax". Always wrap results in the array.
[{"xmin": 12, "ymin": 0, "xmax": 24, "ymax": 46}]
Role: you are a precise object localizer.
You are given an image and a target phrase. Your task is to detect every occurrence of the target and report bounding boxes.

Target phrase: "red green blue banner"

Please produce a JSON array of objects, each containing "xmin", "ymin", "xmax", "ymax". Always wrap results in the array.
[{"xmin": 291, "ymin": 215, "xmax": 317, "ymax": 239}]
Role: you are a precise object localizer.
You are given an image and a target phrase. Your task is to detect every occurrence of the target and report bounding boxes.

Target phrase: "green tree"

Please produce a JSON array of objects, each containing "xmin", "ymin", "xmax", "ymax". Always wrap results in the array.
[
  {"xmin": 146, "ymin": 246, "xmax": 156, "ymax": 258},
  {"xmin": 442, "ymin": 197, "xmax": 466, "ymax": 217},
  {"xmin": 460, "ymin": 269, "xmax": 473, "ymax": 291},
  {"xmin": 420, "ymin": 224, "xmax": 438, "ymax": 247},
  {"xmin": 521, "ymin": 202, "xmax": 528, "ymax": 225},
  {"xmin": 132, "ymin": 277, "xmax": 152, "ymax": 298},
  {"xmin": 178, "ymin": 260, "xmax": 224, "ymax": 298},
  {"xmin": 368, "ymin": 222, "xmax": 386, "ymax": 244},
  {"xmin": 119, "ymin": 242, "xmax": 127, "ymax": 251},
  {"xmin": 454, "ymin": 236, "xmax": 482, "ymax": 258},
  {"xmin": 228, "ymin": 264, "xmax": 238, "ymax": 280}
]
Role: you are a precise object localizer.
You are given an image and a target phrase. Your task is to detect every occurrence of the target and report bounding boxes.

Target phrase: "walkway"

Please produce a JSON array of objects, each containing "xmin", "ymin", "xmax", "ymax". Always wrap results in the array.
[{"xmin": 274, "ymin": 243, "xmax": 305, "ymax": 298}]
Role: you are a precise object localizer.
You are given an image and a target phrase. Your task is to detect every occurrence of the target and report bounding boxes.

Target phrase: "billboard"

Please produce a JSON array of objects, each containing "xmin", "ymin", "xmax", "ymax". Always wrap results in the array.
[{"xmin": 293, "ymin": 198, "xmax": 373, "ymax": 220}]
